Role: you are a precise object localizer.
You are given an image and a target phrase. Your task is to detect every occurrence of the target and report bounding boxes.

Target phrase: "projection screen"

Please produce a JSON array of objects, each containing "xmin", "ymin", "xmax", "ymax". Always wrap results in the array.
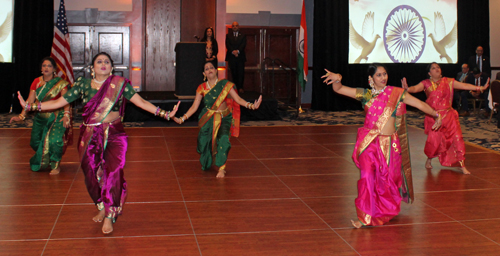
[
  {"xmin": 0, "ymin": 0, "xmax": 14, "ymax": 63},
  {"xmin": 349, "ymin": 0, "xmax": 457, "ymax": 64}
]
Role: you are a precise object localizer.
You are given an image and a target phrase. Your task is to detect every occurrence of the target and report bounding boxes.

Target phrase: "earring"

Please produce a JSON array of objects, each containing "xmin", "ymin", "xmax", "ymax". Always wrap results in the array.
[
  {"xmin": 110, "ymin": 67, "xmax": 114, "ymax": 76},
  {"xmin": 368, "ymin": 79, "xmax": 374, "ymax": 88},
  {"xmin": 203, "ymin": 74, "xmax": 207, "ymax": 81},
  {"xmin": 91, "ymin": 68, "xmax": 95, "ymax": 79},
  {"xmin": 53, "ymin": 71, "xmax": 57, "ymax": 76}
]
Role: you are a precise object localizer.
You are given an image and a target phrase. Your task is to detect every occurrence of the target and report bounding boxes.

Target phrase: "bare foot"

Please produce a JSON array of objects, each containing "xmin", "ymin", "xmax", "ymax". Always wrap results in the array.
[
  {"xmin": 460, "ymin": 166, "xmax": 471, "ymax": 175},
  {"xmin": 93, "ymin": 209, "xmax": 105, "ymax": 223},
  {"xmin": 49, "ymin": 167, "xmax": 60, "ymax": 175},
  {"xmin": 216, "ymin": 169, "xmax": 226, "ymax": 178},
  {"xmin": 425, "ymin": 158, "xmax": 433, "ymax": 169},
  {"xmin": 102, "ymin": 217, "xmax": 113, "ymax": 234},
  {"xmin": 351, "ymin": 219, "xmax": 362, "ymax": 229}
]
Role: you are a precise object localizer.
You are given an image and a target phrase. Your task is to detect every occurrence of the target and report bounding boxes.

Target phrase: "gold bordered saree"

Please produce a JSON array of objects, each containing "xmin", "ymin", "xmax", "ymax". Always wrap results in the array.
[
  {"xmin": 30, "ymin": 77, "xmax": 72, "ymax": 171},
  {"xmin": 196, "ymin": 79, "xmax": 240, "ymax": 170},
  {"xmin": 352, "ymin": 86, "xmax": 413, "ymax": 226}
]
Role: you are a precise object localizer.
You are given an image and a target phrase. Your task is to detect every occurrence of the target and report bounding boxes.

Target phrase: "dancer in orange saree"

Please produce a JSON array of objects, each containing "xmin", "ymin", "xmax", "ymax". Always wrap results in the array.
[
  {"xmin": 323, "ymin": 64, "xmax": 442, "ymax": 228},
  {"xmin": 402, "ymin": 62, "xmax": 489, "ymax": 174}
]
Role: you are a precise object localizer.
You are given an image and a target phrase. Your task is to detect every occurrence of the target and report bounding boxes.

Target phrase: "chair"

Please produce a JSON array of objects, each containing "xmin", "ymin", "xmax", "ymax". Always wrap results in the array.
[
  {"xmin": 488, "ymin": 79, "xmax": 500, "ymax": 123},
  {"xmin": 467, "ymin": 97, "xmax": 485, "ymax": 114}
]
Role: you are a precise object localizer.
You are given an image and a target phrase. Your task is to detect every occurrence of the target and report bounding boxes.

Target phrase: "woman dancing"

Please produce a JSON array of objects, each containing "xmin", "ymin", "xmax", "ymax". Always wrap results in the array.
[
  {"xmin": 322, "ymin": 64, "xmax": 442, "ymax": 228},
  {"xmin": 10, "ymin": 57, "xmax": 72, "ymax": 175},
  {"xmin": 402, "ymin": 62, "xmax": 489, "ymax": 174},
  {"xmin": 174, "ymin": 60, "xmax": 261, "ymax": 178},
  {"xmin": 17, "ymin": 52, "xmax": 180, "ymax": 234}
]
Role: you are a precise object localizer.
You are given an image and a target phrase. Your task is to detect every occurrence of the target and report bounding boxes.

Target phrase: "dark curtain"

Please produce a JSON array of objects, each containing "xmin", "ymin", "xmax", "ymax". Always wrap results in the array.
[
  {"xmin": 0, "ymin": 0, "xmax": 53, "ymax": 113},
  {"xmin": 312, "ymin": 0, "xmax": 490, "ymax": 111}
]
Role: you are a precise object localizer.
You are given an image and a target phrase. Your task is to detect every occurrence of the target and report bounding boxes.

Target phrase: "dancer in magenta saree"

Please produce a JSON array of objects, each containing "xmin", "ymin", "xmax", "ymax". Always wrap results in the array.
[
  {"xmin": 18, "ymin": 52, "xmax": 180, "ymax": 234},
  {"xmin": 322, "ymin": 64, "xmax": 442, "ymax": 228},
  {"xmin": 403, "ymin": 62, "xmax": 490, "ymax": 174}
]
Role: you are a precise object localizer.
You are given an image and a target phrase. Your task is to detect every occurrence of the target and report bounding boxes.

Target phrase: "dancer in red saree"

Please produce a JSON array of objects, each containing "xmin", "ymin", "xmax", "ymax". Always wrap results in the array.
[
  {"xmin": 402, "ymin": 62, "xmax": 489, "ymax": 174},
  {"xmin": 323, "ymin": 64, "xmax": 442, "ymax": 228}
]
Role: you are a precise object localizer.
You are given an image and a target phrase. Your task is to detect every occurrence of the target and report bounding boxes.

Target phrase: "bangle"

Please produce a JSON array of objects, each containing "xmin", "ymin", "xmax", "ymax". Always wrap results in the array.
[
  {"xmin": 24, "ymin": 103, "xmax": 30, "ymax": 111},
  {"xmin": 165, "ymin": 111, "xmax": 170, "ymax": 121},
  {"xmin": 158, "ymin": 109, "xmax": 166, "ymax": 118},
  {"xmin": 183, "ymin": 114, "xmax": 188, "ymax": 120},
  {"xmin": 30, "ymin": 103, "xmax": 37, "ymax": 112},
  {"xmin": 435, "ymin": 112, "xmax": 440, "ymax": 119},
  {"xmin": 37, "ymin": 102, "xmax": 42, "ymax": 111},
  {"xmin": 180, "ymin": 117, "xmax": 185, "ymax": 123},
  {"xmin": 154, "ymin": 106, "xmax": 160, "ymax": 116},
  {"xmin": 19, "ymin": 114, "xmax": 25, "ymax": 120}
]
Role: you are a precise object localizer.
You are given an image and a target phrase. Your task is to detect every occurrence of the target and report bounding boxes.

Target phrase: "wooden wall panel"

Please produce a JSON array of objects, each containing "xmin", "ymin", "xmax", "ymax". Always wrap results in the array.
[
  {"xmin": 144, "ymin": 0, "xmax": 181, "ymax": 91},
  {"xmin": 181, "ymin": 0, "xmax": 216, "ymax": 42}
]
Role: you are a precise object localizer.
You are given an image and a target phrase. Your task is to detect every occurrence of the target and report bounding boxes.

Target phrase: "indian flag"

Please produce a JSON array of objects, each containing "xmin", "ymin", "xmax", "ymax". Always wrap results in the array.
[{"xmin": 298, "ymin": 0, "xmax": 308, "ymax": 91}]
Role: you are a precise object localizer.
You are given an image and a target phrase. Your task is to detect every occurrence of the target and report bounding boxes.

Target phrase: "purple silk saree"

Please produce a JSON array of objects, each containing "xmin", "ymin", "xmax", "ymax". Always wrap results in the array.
[{"xmin": 78, "ymin": 75, "xmax": 129, "ymax": 220}]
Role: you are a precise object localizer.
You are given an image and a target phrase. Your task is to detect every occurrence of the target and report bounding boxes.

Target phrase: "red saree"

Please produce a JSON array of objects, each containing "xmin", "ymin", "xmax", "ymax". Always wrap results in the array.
[{"xmin": 422, "ymin": 78, "xmax": 465, "ymax": 167}]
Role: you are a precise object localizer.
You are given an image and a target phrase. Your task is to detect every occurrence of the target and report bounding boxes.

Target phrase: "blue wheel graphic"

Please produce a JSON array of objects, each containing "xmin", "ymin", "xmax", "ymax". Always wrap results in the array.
[{"xmin": 383, "ymin": 5, "xmax": 426, "ymax": 63}]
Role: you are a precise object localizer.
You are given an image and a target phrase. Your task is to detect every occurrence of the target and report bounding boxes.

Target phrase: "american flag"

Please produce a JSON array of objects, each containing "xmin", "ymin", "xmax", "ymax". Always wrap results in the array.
[{"xmin": 51, "ymin": 0, "xmax": 74, "ymax": 84}]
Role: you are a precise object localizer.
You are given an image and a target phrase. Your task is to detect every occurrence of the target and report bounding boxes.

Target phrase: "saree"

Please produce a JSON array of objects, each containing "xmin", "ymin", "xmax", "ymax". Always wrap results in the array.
[
  {"xmin": 352, "ymin": 86, "xmax": 413, "ymax": 226},
  {"xmin": 422, "ymin": 78, "xmax": 465, "ymax": 167},
  {"xmin": 77, "ymin": 75, "xmax": 129, "ymax": 220},
  {"xmin": 196, "ymin": 79, "xmax": 240, "ymax": 170},
  {"xmin": 30, "ymin": 77, "xmax": 72, "ymax": 171}
]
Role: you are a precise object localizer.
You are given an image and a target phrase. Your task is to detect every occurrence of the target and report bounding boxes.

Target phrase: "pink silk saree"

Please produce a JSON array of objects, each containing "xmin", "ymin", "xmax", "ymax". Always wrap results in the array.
[{"xmin": 352, "ymin": 86, "xmax": 413, "ymax": 226}]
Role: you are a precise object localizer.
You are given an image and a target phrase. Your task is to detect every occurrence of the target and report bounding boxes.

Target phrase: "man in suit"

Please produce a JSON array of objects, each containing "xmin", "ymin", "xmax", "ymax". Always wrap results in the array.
[
  {"xmin": 225, "ymin": 21, "xmax": 247, "ymax": 94},
  {"xmin": 460, "ymin": 68, "xmax": 490, "ymax": 117},
  {"xmin": 468, "ymin": 46, "xmax": 490, "ymax": 77},
  {"xmin": 453, "ymin": 63, "xmax": 470, "ymax": 110}
]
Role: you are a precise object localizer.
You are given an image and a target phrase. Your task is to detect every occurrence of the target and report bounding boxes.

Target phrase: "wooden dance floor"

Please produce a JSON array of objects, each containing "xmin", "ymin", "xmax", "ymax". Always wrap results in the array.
[{"xmin": 1, "ymin": 125, "xmax": 500, "ymax": 255}]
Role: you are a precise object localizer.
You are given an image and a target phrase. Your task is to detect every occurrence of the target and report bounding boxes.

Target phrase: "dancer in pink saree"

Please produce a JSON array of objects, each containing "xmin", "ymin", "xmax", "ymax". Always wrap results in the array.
[
  {"xmin": 17, "ymin": 52, "xmax": 180, "ymax": 235},
  {"xmin": 323, "ymin": 64, "xmax": 442, "ymax": 228},
  {"xmin": 402, "ymin": 62, "xmax": 489, "ymax": 174}
]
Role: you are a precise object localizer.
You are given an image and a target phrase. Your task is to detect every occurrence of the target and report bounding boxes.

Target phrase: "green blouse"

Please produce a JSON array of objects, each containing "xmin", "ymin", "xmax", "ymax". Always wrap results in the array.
[{"xmin": 63, "ymin": 77, "xmax": 136, "ymax": 111}]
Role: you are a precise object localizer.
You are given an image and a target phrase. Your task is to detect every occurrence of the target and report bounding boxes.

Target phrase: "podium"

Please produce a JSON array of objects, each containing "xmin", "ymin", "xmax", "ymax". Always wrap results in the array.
[{"xmin": 175, "ymin": 42, "xmax": 206, "ymax": 99}]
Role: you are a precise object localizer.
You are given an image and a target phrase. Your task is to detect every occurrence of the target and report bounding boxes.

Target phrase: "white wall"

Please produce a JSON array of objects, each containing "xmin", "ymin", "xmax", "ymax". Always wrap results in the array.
[
  {"xmin": 227, "ymin": 0, "xmax": 301, "ymax": 14},
  {"xmin": 54, "ymin": 0, "xmax": 132, "ymax": 11}
]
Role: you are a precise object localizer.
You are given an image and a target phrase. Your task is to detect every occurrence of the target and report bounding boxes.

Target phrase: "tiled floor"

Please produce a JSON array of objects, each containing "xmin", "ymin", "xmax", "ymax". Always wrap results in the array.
[{"xmin": 1, "ymin": 125, "xmax": 500, "ymax": 255}]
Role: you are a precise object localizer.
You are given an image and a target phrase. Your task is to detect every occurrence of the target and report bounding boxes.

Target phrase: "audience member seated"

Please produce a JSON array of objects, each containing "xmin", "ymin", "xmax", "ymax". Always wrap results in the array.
[
  {"xmin": 454, "ymin": 63, "xmax": 470, "ymax": 110},
  {"xmin": 460, "ymin": 68, "xmax": 490, "ymax": 117}
]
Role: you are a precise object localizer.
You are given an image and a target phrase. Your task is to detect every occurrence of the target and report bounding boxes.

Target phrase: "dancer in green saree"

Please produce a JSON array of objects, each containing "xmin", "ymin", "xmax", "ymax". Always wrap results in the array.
[
  {"xmin": 174, "ymin": 60, "xmax": 262, "ymax": 178},
  {"xmin": 10, "ymin": 57, "xmax": 72, "ymax": 175}
]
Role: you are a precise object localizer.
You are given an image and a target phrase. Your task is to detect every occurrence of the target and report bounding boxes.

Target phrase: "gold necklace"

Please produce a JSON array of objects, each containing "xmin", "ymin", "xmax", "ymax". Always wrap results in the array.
[
  {"xmin": 206, "ymin": 78, "xmax": 218, "ymax": 89},
  {"xmin": 36, "ymin": 76, "xmax": 51, "ymax": 100}
]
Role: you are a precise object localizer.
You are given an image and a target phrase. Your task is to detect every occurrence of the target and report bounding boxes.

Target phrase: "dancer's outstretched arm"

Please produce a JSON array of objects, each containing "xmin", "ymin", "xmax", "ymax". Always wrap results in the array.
[
  {"xmin": 173, "ymin": 92, "xmax": 203, "ymax": 124},
  {"xmin": 129, "ymin": 94, "xmax": 180, "ymax": 119},
  {"xmin": 17, "ymin": 91, "xmax": 69, "ymax": 111},
  {"xmin": 453, "ymin": 78, "xmax": 490, "ymax": 91},
  {"xmin": 401, "ymin": 78, "xmax": 424, "ymax": 93},
  {"xmin": 322, "ymin": 69, "xmax": 357, "ymax": 99},
  {"xmin": 403, "ymin": 93, "xmax": 442, "ymax": 130},
  {"xmin": 228, "ymin": 88, "xmax": 262, "ymax": 109}
]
